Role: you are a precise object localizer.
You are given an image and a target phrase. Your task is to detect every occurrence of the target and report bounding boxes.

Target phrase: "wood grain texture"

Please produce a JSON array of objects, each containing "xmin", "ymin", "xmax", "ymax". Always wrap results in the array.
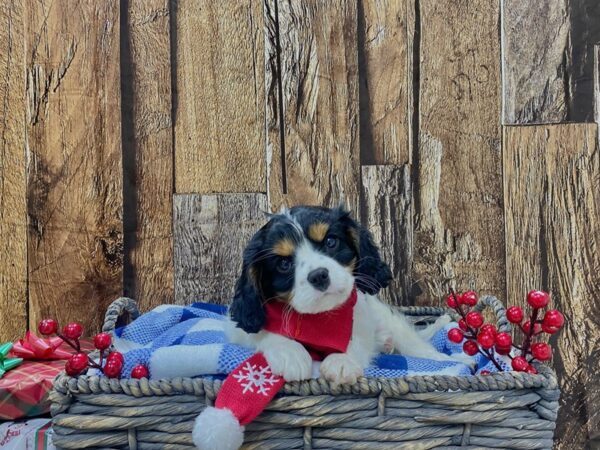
[
  {"xmin": 413, "ymin": 0, "xmax": 505, "ymax": 305},
  {"xmin": 358, "ymin": 0, "xmax": 409, "ymax": 165},
  {"xmin": 173, "ymin": 0, "xmax": 266, "ymax": 194},
  {"xmin": 501, "ymin": 0, "xmax": 569, "ymax": 124},
  {"xmin": 595, "ymin": 44, "xmax": 600, "ymax": 130},
  {"xmin": 0, "ymin": 1, "xmax": 27, "ymax": 341},
  {"xmin": 25, "ymin": 0, "xmax": 123, "ymax": 334},
  {"xmin": 122, "ymin": 0, "xmax": 174, "ymax": 312},
  {"xmin": 173, "ymin": 193, "xmax": 268, "ymax": 305},
  {"xmin": 566, "ymin": 0, "xmax": 600, "ymax": 123},
  {"xmin": 504, "ymin": 123, "xmax": 600, "ymax": 450},
  {"xmin": 361, "ymin": 165, "xmax": 412, "ymax": 306},
  {"xmin": 265, "ymin": 0, "xmax": 360, "ymax": 215}
]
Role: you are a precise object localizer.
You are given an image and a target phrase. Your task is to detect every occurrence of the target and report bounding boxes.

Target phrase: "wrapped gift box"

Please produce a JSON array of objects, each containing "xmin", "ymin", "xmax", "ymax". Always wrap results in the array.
[
  {"xmin": 0, "ymin": 418, "xmax": 55, "ymax": 449},
  {"xmin": 0, "ymin": 340, "xmax": 93, "ymax": 421}
]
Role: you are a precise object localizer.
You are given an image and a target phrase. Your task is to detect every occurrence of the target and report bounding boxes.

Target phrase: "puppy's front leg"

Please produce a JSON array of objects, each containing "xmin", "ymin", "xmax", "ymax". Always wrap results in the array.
[
  {"xmin": 320, "ymin": 302, "xmax": 376, "ymax": 384},
  {"xmin": 256, "ymin": 331, "xmax": 312, "ymax": 381},
  {"xmin": 319, "ymin": 339, "xmax": 371, "ymax": 385}
]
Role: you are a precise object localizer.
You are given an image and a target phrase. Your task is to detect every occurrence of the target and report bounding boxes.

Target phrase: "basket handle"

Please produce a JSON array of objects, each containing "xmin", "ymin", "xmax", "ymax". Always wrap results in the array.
[
  {"xmin": 101, "ymin": 297, "xmax": 140, "ymax": 333},
  {"xmin": 472, "ymin": 295, "xmax": 511, "ymax": 333}
]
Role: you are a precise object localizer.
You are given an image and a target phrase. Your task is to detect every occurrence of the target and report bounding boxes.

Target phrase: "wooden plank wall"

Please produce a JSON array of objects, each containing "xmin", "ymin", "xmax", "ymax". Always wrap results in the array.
[
  {"xmin": 25, "ymin": 0, "xmax": 123, "ymax": 334},
  {"xmin": 121, "ymin": 0, "xmax": 174, "ymax": 313},
  {"xmin": 0, "ymin": 0, "xmax": 599, "ymax": 446},
  {"xmin": 0, "ymin": 1, "xmax": 27, "ymax": 341}
]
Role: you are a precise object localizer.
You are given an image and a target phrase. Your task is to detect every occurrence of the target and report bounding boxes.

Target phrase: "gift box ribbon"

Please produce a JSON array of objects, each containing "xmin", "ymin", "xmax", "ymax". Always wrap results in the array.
[{"xmin": 10, "ymin": 332, "xmax": 72, "ymax": 360}]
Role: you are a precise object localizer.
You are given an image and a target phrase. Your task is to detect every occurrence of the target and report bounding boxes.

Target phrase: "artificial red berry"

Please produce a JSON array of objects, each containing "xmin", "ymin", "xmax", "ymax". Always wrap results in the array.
[
  {"xmin": 38, "ymin": 319, "xmax": 58, "ymax": 335},
  {"xmin": 465, "ymin": 311, "xmax": 484, "ymax": 328},
  {"xmin": 448, "ymin": 328, "xmax": 464, "ymax": 343},
  {"xmin": 93, "ymin": 332, "xmax": 112, "ymax": 351},
  {"xmin": 525, "ymin": 365, "xmax": 538, "ymax": 374},
  {"xmin": 506, "ymin": 306, "xmax": 524, "ymax": 324},
  {"xmin": 446, "ymin": 294, "xmax": 458, "ymax": 308},
  {"xmin": 541, "ymin": 323, "xmax": 559, "ymax": 334},
  {"xmin": 62, "ymin": 323, "xmax": 83, "ymax": 340},
  {"xmin": 511, "ymin": 356, "xmax": 528, "ymax": 372},
  {"xmin": 480, "ymin": 324, "xmax": 497, "ymax": 336},
  {"xmin": 462, "ymin": 291, "xmax": 478, "ymax": 307},
  {"xmin": 106, "ymin": 351, "xmax": 124, "ymax": 364},
  {"xmin": 69, "ymin": 353, "xmax": 89, "ymax": 372},
  {"xmin": 463, "ymin": 340, "xmax": 479, "ymax": 356},
  {"xmin": 495, "ymin": 345, "xmax": 511, "ymax": 355},
  {"xmin": 458, "ymin": 319, "xmax": 468, "ymax": 331},
  {"xmin": 527, "ymin": 290, "xmax": 550, "ymax": 309},
  {"xmin": 523, "ymin": 320, "xmax": 542, "ymax": 335},
  {"xmin": 495, "ymin": 332, "xmax": 512, "ymax": 348},
  {"xmin": 531, "ymin": 342, "xmax": 552, "ymax": 361},
  {"xmin": 542, "ymin": 310, "xmax": 564, "ymax": 329},
  {"xmin": 480, "ymin": 370, "xmax": 491, "ymax": 376},
  {"xmin": 477, "ymin": 332, "xmax": 495, "ymax": 349},
  {"xmin": 65, "ymin": 360, "xmax": 81, "ymax": 377},
  {"xmin": 103, "ymin": 359, "xmax": 123, "ymax": 378},
  {"xmin": 131, "ymin": 364, "xmax": 149, "ymax": 379}
]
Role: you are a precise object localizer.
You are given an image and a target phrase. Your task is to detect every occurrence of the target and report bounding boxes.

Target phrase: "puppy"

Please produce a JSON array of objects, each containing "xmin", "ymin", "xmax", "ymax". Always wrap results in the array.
[{"xmin": 226, "ymin": 206, "xmax": 470, "ymax": 383}]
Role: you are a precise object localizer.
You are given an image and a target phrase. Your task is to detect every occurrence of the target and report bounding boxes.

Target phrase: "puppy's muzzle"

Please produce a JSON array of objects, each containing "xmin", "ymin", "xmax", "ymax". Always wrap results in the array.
[{"xmin": 307, "ymin": 268, "xmax": 330, "ymax": 291}]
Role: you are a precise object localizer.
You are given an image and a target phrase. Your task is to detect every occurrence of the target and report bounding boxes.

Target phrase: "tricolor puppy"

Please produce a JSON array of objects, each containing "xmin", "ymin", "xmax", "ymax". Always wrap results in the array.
[{"xmin": 227, "ymin": 205, "xmax": 470, "ymax": 383}]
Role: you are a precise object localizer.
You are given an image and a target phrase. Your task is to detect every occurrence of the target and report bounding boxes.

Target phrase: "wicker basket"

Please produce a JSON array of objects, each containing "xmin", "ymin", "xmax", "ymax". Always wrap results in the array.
[{"xmin": 50, "ymin": 296, "xmax": 559, "ymax": 449}]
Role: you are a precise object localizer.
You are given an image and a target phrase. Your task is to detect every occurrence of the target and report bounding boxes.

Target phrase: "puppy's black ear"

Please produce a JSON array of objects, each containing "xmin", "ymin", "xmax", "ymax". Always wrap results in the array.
[
  {"xmin": 229, "ymin": 227, "xmax": 267, "ymax": 333},
  {"xmin": 338, "ymin": 208, "xmax": 392, "ymax": 295}
]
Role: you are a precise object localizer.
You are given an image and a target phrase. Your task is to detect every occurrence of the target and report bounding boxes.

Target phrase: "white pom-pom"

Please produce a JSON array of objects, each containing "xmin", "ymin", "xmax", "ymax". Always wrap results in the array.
[{"xmin": 193, "ymin": 407, "xmax": 244, "ymax": 450}]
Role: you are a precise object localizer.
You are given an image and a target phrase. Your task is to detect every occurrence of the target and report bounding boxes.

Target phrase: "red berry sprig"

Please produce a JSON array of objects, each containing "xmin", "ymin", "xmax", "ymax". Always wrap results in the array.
[
  {"xmin": 446, "ymin": 288, "xmax": 565, "ymax": 374},
  {"xmin": 37, "ymin": 319, "xmax": 124, "ymax": 378},
  {"xmin": 445, "ymin": 290, "xmax": 503, "ymax": 371}
]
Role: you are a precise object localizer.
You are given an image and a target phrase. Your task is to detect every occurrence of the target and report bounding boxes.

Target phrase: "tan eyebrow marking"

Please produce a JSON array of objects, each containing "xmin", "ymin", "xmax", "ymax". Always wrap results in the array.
[
  {"xmin": 308, "ymin": 222, "xmax": 329, "ymax": 242},
  {"xmin": 273, "ymin": 238, "xmax": 296, "ymax": 256}
]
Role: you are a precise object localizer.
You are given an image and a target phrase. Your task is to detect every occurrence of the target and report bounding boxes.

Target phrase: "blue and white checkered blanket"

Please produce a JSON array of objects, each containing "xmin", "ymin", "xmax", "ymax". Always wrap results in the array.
[{"xmin": 111, "ymin": 303, "xmax": 509, "ymax": 380}]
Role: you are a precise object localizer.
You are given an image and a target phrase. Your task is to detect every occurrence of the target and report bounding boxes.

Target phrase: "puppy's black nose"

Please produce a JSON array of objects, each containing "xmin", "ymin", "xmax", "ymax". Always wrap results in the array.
[{"xmin": 307, "ymin": 268, "xmax": 330, "ymax": 291}]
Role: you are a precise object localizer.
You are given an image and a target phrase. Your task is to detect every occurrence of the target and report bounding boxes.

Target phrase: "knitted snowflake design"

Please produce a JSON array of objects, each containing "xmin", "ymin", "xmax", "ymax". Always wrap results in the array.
[{"xmin": 232, "ymin": 361, "xmax": 280, "ymax": 396}]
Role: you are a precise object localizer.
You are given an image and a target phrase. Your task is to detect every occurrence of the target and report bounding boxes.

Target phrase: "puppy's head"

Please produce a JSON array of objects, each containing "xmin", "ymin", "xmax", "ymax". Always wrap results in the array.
[{"xmin": 230, "ymin": 206, "xmax": 392, "ymax": 333}]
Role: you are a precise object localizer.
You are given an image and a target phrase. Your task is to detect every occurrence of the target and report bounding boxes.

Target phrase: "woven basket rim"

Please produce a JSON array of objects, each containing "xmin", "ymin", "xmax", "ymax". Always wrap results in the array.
[
  {"xmin": 54, "ymin": 361, "xmax": 558, "ymax": 402},
  {"xmin": 55, "ymin": 294, "xmax": 557, "ymax": 400}
]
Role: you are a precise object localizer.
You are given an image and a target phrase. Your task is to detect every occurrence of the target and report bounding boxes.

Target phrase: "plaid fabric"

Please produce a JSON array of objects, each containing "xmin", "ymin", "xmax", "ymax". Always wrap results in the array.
[{"xmin": 0, "ymin": 340, "xmax": 93, "ymax": 421}]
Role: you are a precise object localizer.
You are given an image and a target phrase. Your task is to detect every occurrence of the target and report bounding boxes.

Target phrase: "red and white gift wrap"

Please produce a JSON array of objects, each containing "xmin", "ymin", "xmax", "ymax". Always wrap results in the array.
[
  {"xmin": 0, "ymin": 418, "xmax": 55, "ymax": 450},
  {"xmin": 193, "ymin": 287, "xmax": 357, "ymax": 450}
]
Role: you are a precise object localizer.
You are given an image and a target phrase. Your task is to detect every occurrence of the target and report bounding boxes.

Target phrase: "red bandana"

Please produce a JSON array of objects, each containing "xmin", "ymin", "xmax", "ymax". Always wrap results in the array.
[
  {"xmin": 213, "ymin": 287, "xmax": 357, "ymax": 428},
  {"xmin": 263, "ymin": 286, "xmax": 357, "ymax": 361}
]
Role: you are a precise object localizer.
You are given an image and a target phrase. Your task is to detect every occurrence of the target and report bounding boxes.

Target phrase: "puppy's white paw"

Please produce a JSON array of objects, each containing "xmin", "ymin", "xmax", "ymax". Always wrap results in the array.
[
  {"xmin": 320, "ymin": 353, "xmax": 363, "ymax": 384},
  {"xmin": 263, "ymin": 340, "xmax": 312, "ymax": 381}
]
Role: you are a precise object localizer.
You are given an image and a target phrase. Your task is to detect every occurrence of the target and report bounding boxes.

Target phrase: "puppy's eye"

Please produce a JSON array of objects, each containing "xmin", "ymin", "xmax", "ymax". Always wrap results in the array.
[
  {"xmin": 325, "ymin": 236, "xmax": 338, "ymax": 249},
  {"xmin": 276, "ymin": 257, "xmax": 294, "ymax": 273}
]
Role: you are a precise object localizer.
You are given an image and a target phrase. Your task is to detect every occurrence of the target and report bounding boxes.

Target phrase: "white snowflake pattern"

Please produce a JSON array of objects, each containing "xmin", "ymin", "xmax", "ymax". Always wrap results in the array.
[{"xmin": 232, "ymin": 362, "xmax": 279, "ymax": 396}]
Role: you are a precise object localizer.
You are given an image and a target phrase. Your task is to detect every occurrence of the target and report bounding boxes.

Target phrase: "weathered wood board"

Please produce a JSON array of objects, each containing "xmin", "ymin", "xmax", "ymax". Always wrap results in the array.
[
  {"xmin": 25, "ymin": 0, "xmax": 123, "ymax": 333},
  {"xmin": 595, "ymin": 44, "xmax": 600, "ymax": 130},
  {"xmin": 358, "ymin": 0, "xmax": 409, "ymax": 165},
  {"xmin": 265, "ymin": 0, "xmax": 360, "ymax": 215},
  {"xmin": 504, "ymin": 123, "xmax": 600, "ymax": 449},
  {"xmin": 173, "ymin": 0, "xmax": 266, "ymax": 194},
  {"xmin": 173, "ymin": 193, "xmax": 268, "ymax": 305},
  {"xmin": 122, "ymin": 0, "xmax": 174, "ymax": 312},
  {"xmin": 0, "ymin": 1, "xmax": 27, "ymax": 341},
  {"xmin": 566, "ymin": 0, "xmax": 600, "ymax": 123},
  {"xmin": 501, "ymin": 0, "xmax": 569, "ymax": 124},
  {"xmin": 413, "ymin": 0, "xmax": 505, "ymax": 305},
  {"xmin": 361, "ymin": 165, "xmax": 413, "ymax": 306}
]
